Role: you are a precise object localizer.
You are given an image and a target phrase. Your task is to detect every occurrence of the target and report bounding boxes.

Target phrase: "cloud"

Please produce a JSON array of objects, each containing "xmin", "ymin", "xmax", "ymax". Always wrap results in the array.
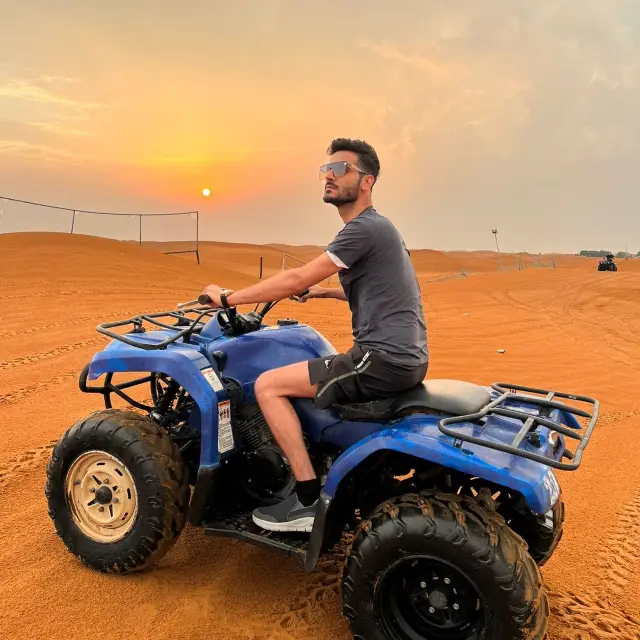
[
  {"xmin": 38, "ymin": 75, "xmax": 82, "ymax": 85},
  {"xmin": 0, "ymin": 138, "xmax": 88, "ymax": 164},
  {"xmin": 0, "ymin": 80, "xmax": 100, "ymax": 110},
  {"xmin": 25, "ymin": 121, "xmax": 93, "ymax": 137},
  {"xmin": 354, "ymin": 1, "xmax": 640, "ymax": 176},
  {"xmin": 0, "ymin": 67, "xmax": 101, "ymax": 160},
  {"xmin": 358, "ymin": 39, "xmax": 450, "ymax": 77}
]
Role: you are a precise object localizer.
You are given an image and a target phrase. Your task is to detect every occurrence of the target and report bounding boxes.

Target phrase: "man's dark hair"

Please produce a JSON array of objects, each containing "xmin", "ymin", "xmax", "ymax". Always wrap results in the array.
[{"xmin": 327, "ymin": 138, "xmax": 380, "ymax": 182}]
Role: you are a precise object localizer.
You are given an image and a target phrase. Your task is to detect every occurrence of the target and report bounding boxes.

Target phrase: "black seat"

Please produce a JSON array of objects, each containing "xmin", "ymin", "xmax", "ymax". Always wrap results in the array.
[{"xmin": 333, "ymin": 379, "xmax": 492, "ymax": 421}]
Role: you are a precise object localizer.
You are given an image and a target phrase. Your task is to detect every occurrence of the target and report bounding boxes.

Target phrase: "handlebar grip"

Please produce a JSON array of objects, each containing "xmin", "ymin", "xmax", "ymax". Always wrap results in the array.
[{"xmin": 198, "ymin": 294, "xmax": 212, "ymax": 304}]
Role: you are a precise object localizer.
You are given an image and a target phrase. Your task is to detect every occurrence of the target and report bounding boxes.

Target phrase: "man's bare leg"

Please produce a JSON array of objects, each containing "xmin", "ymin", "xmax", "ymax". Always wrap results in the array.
[
  {"xmin": 252, "ymin": 361, "xmax": 320, "ymax": 532},
  {"xmin": 253, "ymin": 361, "xmax": 317, "ymax": 481}
]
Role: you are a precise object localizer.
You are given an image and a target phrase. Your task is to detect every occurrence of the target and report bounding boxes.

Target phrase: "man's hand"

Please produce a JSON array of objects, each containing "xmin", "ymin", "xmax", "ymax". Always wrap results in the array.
[
  {"xmin": 293, "ymin": 284, "xmax": 347, "ymax": 303},
  {"xmin": 201, "ymin": 284, "xmax": 233, "ymax": 308},
  {"xmin": 293, "ymin": 284, "xmax": 325, "ymax": 303}
]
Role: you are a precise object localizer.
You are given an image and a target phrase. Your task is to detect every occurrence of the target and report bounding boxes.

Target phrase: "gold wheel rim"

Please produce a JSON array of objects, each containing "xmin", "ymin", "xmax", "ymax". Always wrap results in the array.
[{"xmin": 65, "ymin": 450, "xmax": 139, "ymax": 543}]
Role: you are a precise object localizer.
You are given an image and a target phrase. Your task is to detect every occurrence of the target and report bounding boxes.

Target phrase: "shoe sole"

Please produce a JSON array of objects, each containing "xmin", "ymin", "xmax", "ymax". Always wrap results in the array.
[{"xmin": 252, "ymin": 514, "xmax": 315, "ymax": 532}]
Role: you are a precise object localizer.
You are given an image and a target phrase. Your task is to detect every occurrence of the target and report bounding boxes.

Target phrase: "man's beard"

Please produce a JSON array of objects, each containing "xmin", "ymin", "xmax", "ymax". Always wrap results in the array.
[{"xmin": 323, "ymin": 182, "xmax": 360, "ymax": 206}]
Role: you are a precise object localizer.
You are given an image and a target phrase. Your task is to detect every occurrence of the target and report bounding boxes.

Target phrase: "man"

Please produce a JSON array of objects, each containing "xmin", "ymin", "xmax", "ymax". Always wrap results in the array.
[{"xmin": 202, "ymin": 138, "xmax": 428, "ymax": 532}]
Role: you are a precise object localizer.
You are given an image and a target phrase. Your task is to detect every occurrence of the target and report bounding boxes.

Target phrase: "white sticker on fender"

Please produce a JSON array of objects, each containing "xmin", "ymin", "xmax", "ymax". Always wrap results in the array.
[
  {"xmin": 217, "ymin": 400, "xmax": 234, "ymax": 454},
  {"xmin": 543, "ymin": 470, "xmax": 560, "ymax": 506},
  {"xmin": 201, "ymin": 367, "xmax": 224, "ymax": 391}
]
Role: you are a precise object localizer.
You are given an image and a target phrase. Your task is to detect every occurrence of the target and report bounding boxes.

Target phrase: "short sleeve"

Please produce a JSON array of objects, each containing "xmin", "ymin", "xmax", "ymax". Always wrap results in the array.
[{"xmin": 325, "ymin": 217, "xmax": 374, "ymax": 269}]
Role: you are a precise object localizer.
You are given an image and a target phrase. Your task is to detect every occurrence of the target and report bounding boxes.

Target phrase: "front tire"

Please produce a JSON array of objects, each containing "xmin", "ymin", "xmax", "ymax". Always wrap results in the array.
[
  {"xmin": 342, "ymin": 491, "xmax": 548, "ymax": 640},
  {"xmin": 509, "ymin": 495, "xmax": 565, "ymax": 567},
  {"xmin": 45, "ymin": 409, "xmax": 190, "ymax": 573}
]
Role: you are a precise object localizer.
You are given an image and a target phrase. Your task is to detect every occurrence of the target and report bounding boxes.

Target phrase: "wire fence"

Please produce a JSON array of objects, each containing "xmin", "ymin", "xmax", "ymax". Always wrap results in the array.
[{"xmin": 0, "ymin": 196, "xmax": 200, "ymax": 263}]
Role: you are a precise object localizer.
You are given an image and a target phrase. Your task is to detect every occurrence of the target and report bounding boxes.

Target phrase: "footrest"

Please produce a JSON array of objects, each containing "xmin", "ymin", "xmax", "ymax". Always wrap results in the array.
[{"xmin": 204, "ymin": 511, "xmax": 309, "ymax": 563}]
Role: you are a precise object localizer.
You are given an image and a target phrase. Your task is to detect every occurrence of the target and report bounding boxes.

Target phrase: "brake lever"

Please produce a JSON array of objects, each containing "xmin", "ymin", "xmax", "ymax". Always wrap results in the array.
[{"xmin": 177, "ymin": 299, "xmax": 200, "ymax": 308}]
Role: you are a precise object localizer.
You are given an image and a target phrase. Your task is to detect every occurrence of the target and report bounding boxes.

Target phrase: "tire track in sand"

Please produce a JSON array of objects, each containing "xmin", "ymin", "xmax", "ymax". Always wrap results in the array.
[
  {"xmin": 595, "ymin": 490, "xmax": 640, "ymax": 602},
  {"xmin": 0, "ymin": 371, "xmax": 80, "ymax": 407},
  {"xmin": 0, "ymin": 307, "xmax": 143, "ymax": 339},
  {"xmin": 0, "ymin": 337, "xmax": 104, "ymax": 370},
  {"xmin": 0, "ymin": 441, "xmax": 57, "ymax": 487},
  {"xmin": 547, "ymin": 588, "xmax": 640, "ymax": 639},
  {"xmin": 271, "ymin": 541, "xmax": 349, "ymax": 635}
]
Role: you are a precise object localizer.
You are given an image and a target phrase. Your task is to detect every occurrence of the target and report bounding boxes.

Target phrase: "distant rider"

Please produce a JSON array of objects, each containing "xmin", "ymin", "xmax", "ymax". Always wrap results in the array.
[{"xmin": 202, "ymin": 138, "xmax": 429, "ymax": 532}]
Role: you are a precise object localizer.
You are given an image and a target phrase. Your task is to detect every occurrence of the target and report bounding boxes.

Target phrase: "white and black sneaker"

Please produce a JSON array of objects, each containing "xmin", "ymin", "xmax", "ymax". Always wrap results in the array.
[{"xmin": 252, "ymin": 492, "xmax": 318, "ymax": 533}]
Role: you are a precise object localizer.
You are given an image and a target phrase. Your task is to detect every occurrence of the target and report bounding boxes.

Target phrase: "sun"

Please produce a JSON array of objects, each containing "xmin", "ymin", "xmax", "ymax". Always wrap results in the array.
[{"xmin": 202, "ymin": 188, "xmax": 211, "ymax": 197}]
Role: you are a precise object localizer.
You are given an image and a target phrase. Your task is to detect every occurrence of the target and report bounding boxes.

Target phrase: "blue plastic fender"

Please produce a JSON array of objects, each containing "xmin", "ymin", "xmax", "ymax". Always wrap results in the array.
[
  {"xmin": 304, "ymin": 417, "xmax": 562, "ymax": 572},
  {"xmin": 88, "ymin": 339, "xmax": 227, "ymax": 469},
  {"xmin": 321, "ymin": 418, "xmax": 560, "ymax": 515}
]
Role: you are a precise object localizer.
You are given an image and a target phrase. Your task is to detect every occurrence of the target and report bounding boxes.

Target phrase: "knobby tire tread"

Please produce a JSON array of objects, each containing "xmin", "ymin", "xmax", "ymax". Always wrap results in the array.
[
  {"xmin": 45, "ymin": 409, "xmax": 189, "ymax": 573},
  {"xmin": 342, "ymin": 490, "xmax": 548, "ymax": 640}
]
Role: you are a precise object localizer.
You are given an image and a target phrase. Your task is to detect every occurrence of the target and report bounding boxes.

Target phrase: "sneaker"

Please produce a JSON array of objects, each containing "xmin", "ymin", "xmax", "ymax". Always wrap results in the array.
[{"xmin": 252, "ymin": 492, "xmax": 318, "ymax": 533}]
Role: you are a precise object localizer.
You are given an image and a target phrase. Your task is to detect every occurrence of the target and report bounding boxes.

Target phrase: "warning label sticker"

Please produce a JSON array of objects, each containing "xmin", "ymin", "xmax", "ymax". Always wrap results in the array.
[
  {"xmin": 201, "ymin": 367, "xmax": 224, "ymax": 392},
  {"xmin": 217, "ymin": 400, "xmax": 234, "ymax": 454}
]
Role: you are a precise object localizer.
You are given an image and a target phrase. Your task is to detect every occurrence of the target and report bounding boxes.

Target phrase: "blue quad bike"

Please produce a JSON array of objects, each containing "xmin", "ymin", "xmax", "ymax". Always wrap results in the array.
[{"xmin": 45, "ymin": 295, "xmax": 599, "ymax": 640}]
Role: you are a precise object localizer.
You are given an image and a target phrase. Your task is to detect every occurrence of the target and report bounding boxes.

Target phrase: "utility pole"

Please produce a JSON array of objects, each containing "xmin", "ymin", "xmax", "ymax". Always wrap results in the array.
[{"xmin": 492, "ymin": 228, "xmax": 504, "ymax": 273}]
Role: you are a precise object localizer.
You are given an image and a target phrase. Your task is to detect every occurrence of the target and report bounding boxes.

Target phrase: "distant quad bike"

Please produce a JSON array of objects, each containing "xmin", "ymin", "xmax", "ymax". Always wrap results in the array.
[
  {"xmin": 597, "ymin": 254, "xmax": 618, "ymax": 271},
  {"xmin": 45, "ymin": 295, "xmax": 599, "ymax": 640}
]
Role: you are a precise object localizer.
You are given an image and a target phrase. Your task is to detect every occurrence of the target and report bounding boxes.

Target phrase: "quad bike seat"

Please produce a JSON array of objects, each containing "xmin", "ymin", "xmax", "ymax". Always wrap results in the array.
[{"xmin": 332, "ymin": 379, "xmax": 492, "ymax": 422}]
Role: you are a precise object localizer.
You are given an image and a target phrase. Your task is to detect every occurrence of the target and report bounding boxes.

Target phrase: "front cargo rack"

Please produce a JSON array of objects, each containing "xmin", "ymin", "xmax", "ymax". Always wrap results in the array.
[
  {"xmin": 438, "ymin": 382, "xmax": 599, "ymax": 471},
  {"xmin": 95, "ymin": 304, "xmax": 217, "ymax": 350}
]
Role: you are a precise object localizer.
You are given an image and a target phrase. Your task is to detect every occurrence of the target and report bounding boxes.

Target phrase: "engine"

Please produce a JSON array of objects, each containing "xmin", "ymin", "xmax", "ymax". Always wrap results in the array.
[{"xmin": 232, "ymin": 401, "xmax": 293, "ymax": 503}]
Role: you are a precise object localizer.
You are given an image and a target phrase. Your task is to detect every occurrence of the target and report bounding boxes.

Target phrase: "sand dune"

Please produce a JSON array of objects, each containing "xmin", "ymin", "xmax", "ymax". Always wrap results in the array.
[{"xmin": 1, "ymin": 231, "xmax": 639, "ymax": 640}]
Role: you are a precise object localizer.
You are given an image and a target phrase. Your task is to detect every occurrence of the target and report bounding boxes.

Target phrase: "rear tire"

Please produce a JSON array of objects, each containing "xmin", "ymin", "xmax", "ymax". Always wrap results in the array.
[
  {"xmin": 342, "ymin": 491, "xmax": 548, "ymax": 640},
  {"xmin": 45, "ymin": 409, "xmax": 189, "ymax": 573}
]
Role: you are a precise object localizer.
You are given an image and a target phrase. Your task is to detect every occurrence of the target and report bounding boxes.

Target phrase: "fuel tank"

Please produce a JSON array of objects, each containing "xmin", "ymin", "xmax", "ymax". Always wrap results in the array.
[{"xmin": 204, "ymin": 320, "xmax": 338, "ymax": 401}]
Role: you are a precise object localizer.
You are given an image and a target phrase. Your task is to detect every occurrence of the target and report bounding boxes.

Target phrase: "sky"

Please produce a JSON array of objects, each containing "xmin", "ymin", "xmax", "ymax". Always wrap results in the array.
[{"xmin": 1, "ymin": 0, "xmax": 639, "ymax": 254}]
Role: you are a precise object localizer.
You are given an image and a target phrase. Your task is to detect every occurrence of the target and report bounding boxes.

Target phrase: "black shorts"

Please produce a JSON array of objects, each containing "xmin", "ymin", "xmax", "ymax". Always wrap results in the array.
[{"xmin": 308, "ymin": 344, "xmax": 429, "ymax": 409}]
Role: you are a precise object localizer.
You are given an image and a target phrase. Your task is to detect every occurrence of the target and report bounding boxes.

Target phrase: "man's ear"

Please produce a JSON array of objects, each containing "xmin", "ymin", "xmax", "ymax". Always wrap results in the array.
[{"xmin": 364, "ymin": 174, "xmax": 376, "ymax": 190}]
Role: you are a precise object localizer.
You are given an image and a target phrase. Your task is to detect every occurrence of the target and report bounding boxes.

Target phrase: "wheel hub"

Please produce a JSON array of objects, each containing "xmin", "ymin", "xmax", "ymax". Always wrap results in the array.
[
  {"xmin": 64, "ymin": 450, "xmax": 138, "ymax": 543},
  {"xmin": 94, "ymin": 486, "xmax": 113, "ymax": 505},
  {"xmin": 428, "ymin": 590, "xmax": 448, "ymax": 610},
  {"xmin": 377, "ymin": 555, "xmax": 484, "ymax": 639}
]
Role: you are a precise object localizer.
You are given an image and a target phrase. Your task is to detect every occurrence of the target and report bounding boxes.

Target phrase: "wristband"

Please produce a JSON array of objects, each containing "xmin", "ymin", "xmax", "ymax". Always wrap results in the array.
[{"xmin": 220, "ymin": 289, "xmax": 233, "ymax": 308}]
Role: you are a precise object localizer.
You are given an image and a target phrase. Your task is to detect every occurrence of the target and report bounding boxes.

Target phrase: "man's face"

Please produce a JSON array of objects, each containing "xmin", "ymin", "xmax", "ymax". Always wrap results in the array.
[{"xmin": 320, "ymin": 151, "xmax": 367, "ymax": 206}]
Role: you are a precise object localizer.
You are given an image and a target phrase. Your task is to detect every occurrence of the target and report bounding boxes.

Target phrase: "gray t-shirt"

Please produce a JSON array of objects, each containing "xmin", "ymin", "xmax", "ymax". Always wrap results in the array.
[{"xmin": 326, "ymin": 207, "xmax": 428, "ymax": 368}]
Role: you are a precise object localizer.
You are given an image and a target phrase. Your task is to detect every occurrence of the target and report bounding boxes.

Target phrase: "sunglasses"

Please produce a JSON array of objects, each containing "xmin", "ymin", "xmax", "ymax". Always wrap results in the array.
[{"xmin": 319, "ymin": 161, "xmax": 365, "ymax": 180}]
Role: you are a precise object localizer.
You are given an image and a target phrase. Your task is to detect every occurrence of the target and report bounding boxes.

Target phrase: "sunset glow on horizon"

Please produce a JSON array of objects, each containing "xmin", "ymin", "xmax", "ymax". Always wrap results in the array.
[{"xmin": 1, "ymin": 1, "xmax": 639, "ymax": 253}]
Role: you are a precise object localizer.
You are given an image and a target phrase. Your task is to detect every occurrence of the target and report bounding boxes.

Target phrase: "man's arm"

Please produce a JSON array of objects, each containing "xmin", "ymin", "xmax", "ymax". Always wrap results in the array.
[
  {"xmin": 320, "ymin": 286, "xmax": 347, "ymax": 301},
  {"xmin": 203, "ymin": 252, "xmax": 340, "ymax": 307},
  {"xmin": 299, "ymin": 284, "xmax": 346, "ymax": 302}
]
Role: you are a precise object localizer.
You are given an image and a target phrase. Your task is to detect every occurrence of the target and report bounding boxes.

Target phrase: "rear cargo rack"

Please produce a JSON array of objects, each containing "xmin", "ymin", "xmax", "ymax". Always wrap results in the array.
[
  {"xmin": 95, "ymin": 305, "xmax": 217, "ymax": 350},
  {"xmin": 438, "ymin": 382, "xmax": 599, "ymax": 470}
]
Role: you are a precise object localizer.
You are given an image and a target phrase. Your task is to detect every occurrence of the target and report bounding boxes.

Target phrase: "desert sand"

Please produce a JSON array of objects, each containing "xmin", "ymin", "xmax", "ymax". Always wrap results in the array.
[{"xmin": 0, "ymin": 231, "xmax": 639, "ymax": 640}]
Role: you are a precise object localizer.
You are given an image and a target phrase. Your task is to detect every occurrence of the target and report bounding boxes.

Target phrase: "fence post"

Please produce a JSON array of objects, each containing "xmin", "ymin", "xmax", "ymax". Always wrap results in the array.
[
  {"xmin": 138, "ymin": 215, "xmax": 142, "ymax": 246},
  {"xmin": 259, "ymin": 256, "xmax": 263, "ymax": 279},
  {"xmin": 196, "ymin": 211, "xmax": 200, "ymax": 264},
  {"xmin": 70, "ymin": 210, "xmax": 76, "ymax": 234}
]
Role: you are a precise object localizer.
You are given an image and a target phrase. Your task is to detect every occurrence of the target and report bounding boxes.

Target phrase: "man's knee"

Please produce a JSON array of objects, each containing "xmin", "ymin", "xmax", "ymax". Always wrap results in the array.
[
  {"xmin": 255, "ymin": 371, "xmax": 276, "ymax": 402},
  {"xmin": 255, "ymin": 362, "xmax": 315, "ymax": 403}
]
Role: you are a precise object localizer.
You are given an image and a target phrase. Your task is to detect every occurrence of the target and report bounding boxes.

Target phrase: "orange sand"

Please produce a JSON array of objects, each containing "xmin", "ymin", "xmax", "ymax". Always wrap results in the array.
[{"xmin": 0, "ymin": 232, "xmax": 639, "ymax": 639}]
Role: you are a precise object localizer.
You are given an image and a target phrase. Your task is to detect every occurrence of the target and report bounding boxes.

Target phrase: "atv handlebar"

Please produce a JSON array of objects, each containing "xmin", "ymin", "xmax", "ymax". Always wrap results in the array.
[{"xmin": 96, "ymin": 289, "xmax": 309, "ymax": 351}]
